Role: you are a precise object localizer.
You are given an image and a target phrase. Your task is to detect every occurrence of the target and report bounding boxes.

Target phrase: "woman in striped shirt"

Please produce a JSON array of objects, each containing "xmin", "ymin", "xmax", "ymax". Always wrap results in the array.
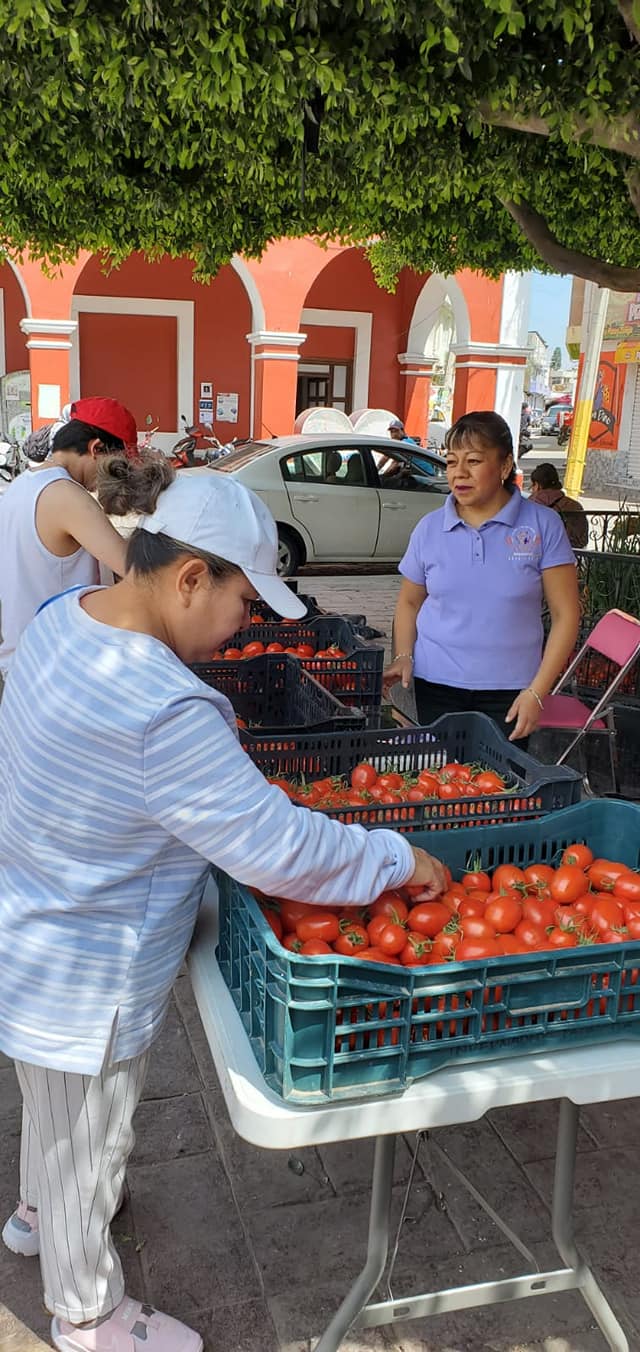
[{"xmin": 0, "ymin": 470, "xmax": 445, "ymax": 1352}]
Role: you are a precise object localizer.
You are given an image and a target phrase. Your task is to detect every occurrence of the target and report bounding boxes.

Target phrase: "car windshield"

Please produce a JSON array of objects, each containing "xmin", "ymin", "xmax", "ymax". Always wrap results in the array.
[{"xmin": 214, "ymin": 440, "xmax": 273, "ymax": 471}]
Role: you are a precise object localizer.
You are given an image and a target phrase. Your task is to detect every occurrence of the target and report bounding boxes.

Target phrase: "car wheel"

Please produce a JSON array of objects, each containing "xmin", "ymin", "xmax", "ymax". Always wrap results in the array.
[{"xmin": 277, "ymin": 526, "xmax": 304, "ymax": 577}]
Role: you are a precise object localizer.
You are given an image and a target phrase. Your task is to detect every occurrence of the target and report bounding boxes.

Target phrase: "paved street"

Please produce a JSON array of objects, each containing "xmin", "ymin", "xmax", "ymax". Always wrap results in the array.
[{"xmin": 2, "ymin": 445, "xmax": 639, "ymax": 1352}]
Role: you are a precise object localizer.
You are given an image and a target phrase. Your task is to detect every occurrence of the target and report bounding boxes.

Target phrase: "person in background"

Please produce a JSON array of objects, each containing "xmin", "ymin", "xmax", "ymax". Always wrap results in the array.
[
  {"xmin": 0, "ymin": 472, "xmax": 445, "ymax": 1352},
  {"xmin": 389, "ymin": 417, "xmax": 408, "ymax": 441},
  {"xmin": 383, "ymin": 411, "xmax": 580, "ymax": 743},
  {"xmin": 0, "ymin": 397, "xmax": 164, "ymax": 689},
  {"xmin": 22, "ymin": 403, "xmax": 73, "ymax": 463},
  {"xmin": 529, "ymin": 462, "xmax": 589, "ymax": 549}
]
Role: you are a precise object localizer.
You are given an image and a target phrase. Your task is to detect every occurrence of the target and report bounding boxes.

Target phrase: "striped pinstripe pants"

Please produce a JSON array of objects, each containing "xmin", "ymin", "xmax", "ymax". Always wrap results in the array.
[{"xmin": 15, "ymin": 1052, "xmax": 149, "ymax": 1324}]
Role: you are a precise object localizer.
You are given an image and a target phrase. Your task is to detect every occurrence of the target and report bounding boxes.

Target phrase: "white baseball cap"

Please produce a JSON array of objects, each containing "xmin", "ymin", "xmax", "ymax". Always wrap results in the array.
[
  {"xmin": 388, "ymin": 417, "xmax": 405, "ymax": 430},
  {"xmin": 139, "ymin": 471, "xmax": 307, "ymax": 619}
]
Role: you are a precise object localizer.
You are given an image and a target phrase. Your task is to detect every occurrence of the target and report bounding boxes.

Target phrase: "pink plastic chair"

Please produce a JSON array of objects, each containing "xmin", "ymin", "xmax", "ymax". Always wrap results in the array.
[{"xmin": 539, "ymin": 609, "xmax": 640, "ymax": 775}]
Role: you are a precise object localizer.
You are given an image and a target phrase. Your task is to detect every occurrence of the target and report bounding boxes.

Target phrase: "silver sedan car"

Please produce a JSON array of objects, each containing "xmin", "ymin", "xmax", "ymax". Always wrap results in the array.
[{"xmin": 212, "ymin": 434, "xmax": 449, "ymax": 574}]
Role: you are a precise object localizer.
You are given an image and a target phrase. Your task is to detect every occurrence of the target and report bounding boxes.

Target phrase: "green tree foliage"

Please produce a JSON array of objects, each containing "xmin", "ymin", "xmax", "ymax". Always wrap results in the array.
[
  {"xmin": 0, "ymin": 0, "xmax": 638, "ymax": 286},
  {"xmin": 551, "ymin": 346, "xmax": 563, "ymax": 367}
]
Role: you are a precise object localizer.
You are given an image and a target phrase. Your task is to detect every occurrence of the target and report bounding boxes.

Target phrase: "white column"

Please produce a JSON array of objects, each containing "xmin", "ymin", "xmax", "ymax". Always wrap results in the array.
[{"xmin": 495, "ymin": 272, "xmax": 532, "ymax": 452}]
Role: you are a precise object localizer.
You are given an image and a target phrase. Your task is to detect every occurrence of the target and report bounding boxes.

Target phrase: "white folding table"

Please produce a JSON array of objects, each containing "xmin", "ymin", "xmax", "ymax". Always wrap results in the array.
[{"xmin": 188, "ymin": 887, "xmax": 636, "ymax": 1352}]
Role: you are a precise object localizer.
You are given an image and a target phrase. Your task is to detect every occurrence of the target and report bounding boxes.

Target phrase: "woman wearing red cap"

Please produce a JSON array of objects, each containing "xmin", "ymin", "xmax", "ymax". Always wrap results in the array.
[{"xmin": 0, "ymin": 397, "xmax": 166, "ymax": 691}]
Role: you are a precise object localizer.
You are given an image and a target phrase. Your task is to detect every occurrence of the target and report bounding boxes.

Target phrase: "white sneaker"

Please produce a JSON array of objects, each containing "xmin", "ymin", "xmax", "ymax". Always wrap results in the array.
[
  {"xmin": 51, "ymin": 1297, "xmax": 203, "ymax": 1352},
  {"xmin": 1, "ymin": 1199, "xmax": 40, "ymax": 1257}
]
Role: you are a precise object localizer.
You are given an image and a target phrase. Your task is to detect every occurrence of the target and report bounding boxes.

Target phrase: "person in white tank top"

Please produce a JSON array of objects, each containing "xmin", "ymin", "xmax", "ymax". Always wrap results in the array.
[{"xmin": 0, "ymin": 397, "xmax": 138, "ymax": 682}]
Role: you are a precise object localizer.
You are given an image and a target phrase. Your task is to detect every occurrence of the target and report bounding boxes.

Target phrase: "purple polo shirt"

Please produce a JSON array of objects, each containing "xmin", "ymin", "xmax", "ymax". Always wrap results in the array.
[{"xmin": 399, "ymin": 489, "xmax": 576, "ymax": 691}]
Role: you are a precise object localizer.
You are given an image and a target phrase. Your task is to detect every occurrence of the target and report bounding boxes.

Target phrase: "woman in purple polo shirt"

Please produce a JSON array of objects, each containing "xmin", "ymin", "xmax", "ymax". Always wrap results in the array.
[{"xmin": 384, "ymin": 411, "xmax": 580, "ymax": 743}]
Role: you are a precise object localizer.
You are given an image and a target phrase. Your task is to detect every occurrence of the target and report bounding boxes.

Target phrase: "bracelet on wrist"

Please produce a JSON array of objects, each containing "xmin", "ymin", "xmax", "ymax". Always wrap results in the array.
[
  {"xmin": 527, "ymin": 686, "xmax": 544, "ymax": 709},
  {"xmin": 394, "ymin": 652, "xmax": 414, "ymax": 663}
]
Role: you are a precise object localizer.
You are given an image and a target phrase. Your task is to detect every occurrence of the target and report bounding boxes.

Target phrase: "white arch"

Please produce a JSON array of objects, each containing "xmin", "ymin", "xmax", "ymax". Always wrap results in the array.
[
  {"xmin": 5, "ymin": 257, "xmax": 32, "ymax": 318},
  {"xmin": 407, "ymin": 273, "xmax": 470, "ymax": 355},
  {"xmin": 231, "ymin": 254, "xmax": 265, "ymax": 332}
]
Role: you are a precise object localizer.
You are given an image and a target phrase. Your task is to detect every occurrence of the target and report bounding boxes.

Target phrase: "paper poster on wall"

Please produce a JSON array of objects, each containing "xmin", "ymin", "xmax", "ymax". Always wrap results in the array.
[
  {"xmin": 588, "ymin": 358, "xmax": 626, "ymax": 451},
  {"xmin": 198, "ymin": 397, "xmax": 214, "ymax": 425},
  {"xmin": 216, "ymin": 393, "xmax": 238, "ymax": 423}
]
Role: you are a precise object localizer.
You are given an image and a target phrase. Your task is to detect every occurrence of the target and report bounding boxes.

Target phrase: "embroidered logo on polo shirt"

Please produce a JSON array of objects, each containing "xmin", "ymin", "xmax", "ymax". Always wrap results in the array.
[{"xmin": 506, "ymin": 526, "xmax": 542, "ymax": 560}]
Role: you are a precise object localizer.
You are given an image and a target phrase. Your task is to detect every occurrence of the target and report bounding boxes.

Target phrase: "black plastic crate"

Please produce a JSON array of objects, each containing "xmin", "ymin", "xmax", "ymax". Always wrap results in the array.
[
  {"xmin": 242, "ymin": 712, "xmax": 582, "ymax": 830},
  {"xmin": 192, "ymin": 654, "xmax": 365, "ymax": 733},
  {"xmin": 215, "ymin": 617, "xmax": 384, "ymax": 710}
]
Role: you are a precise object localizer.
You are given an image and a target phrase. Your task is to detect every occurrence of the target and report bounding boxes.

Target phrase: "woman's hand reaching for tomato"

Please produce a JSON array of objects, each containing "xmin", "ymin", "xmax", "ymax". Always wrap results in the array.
[
  {"xmin": 505, "ymin": 688, "xmax": 543, "ymax": 742},
  {"xmin": 407, "ymin": 846, "xmax": 447, "ymax": 900}
]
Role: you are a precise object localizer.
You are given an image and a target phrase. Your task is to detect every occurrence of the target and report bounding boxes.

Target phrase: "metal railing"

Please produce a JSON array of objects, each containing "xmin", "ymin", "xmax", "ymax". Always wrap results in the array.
[{"xmin": 562, "ymin": 510, "xmax": 640, "ymax": 553}]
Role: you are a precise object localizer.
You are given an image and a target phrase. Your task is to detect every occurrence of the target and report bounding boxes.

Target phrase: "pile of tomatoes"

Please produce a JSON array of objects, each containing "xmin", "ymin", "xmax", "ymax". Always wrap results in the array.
[
  {"xmin": 210, "ymin": 639, "xmax": 348, "ymax": 662},
  {"xmin": 257, "ymin": 842, "xmax": 640, "ymax": 967},
  {"xmin": 268, "ymin": 758, "xmax": 509, "ymax": 810}
]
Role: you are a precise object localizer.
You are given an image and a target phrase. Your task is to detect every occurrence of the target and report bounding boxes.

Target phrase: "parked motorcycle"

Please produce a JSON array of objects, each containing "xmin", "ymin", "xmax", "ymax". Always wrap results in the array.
[
  {"xmin": 168, "ymin": 416, "xmax": 249, "ymax": 469},
  {"xmin": 0, "ymin": 439, "xmax": 26, "ymax": 483},
  {"xmin": 518, "ymin": 434, "xmax": 533, "ymax": 457},
  {"xmin": 557, "ymin": 421, "xmax": 572, "ymax": 447}
]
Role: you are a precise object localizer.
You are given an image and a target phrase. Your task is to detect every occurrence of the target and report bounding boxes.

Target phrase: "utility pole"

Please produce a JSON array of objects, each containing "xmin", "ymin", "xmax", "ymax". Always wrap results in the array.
[{"xmin": 564, "ymin": 283, "xmax": 610, "ymax": 496}]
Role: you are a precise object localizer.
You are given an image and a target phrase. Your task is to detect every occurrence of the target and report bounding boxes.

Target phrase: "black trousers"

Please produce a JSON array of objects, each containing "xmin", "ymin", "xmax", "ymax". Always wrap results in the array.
[{"xmin": 413, "ymin": 678, "xmax": 529, "ymax": 750}]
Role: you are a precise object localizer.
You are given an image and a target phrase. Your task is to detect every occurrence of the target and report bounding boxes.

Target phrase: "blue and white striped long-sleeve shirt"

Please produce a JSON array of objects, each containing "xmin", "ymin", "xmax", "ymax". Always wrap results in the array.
[{"xmin": 0, "ymin": 588, "xmax": 415, "ymax": 1074}]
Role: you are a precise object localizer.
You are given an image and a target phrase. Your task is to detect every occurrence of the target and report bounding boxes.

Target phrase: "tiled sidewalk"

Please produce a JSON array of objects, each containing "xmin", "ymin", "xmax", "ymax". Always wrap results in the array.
[{"xmin": 2, "ymin": 970, "xmax": 638, "ymax": 1351}]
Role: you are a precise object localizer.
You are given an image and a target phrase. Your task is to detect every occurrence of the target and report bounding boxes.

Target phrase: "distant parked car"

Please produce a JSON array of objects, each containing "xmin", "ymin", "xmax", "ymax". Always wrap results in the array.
[
  {"xmin": 207, "ymin": 433, "xmax": 449, "ymax": 574},
  {"xmin": 541, "ymin": 404, "xmax": 573, "ymax": 435}
]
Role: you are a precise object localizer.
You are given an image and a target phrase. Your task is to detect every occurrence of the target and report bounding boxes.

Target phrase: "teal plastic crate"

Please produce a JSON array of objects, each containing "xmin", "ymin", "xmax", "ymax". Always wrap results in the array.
[{"xmin": 216, "ymin": 800, "xmax": 640, "ymax": 1104}]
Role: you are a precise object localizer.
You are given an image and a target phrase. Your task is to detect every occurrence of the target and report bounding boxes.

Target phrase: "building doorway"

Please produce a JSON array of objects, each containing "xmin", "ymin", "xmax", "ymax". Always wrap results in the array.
[{"xmin": 297, "ymin": 362, "xmax": 353, "ymax": 416}]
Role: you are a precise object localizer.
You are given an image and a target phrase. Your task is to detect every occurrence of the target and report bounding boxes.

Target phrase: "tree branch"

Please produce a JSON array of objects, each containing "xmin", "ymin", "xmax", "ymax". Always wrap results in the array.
[
  {"xmin": 479, "ymin": 102, "xmax": 640, "ymax": 162},
  {"xmin": 500, "ymin": 195, "xmax": 640, "ymax": 290},
  {"xmin": 627, "ymin": 165, "xmax": 640, "ymax": 218},
  {"xmin": 618, "ymin": 0, "xmax": 640, "ymax": 45}
]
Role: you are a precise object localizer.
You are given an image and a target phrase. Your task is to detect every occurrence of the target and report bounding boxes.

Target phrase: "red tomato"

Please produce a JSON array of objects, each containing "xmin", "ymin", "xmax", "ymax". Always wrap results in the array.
[
  {"xmin": 296, "ymin": 910, "xmax": 340, "ymax": 943},
  {"xmin": 458, "ymin": 896, "xmax": 487, "ymax": 918},
  {"xmin": 550, "ymin": 865, "xmax": 589, "ymax": 904},
  {"xmin": 334, "ymin": 923, "xmax": 369, "ymax": 956},
  {"xmin": 573, "ymin": 892, "xmax": 596, "ymax": 916},
  {"xmin": 369, "ymin": 892, "xmax": 409, "ymax": 923},
  {"xmin": 546, "ymin": 927, "xmax": 578, "ymax": 949},
  {"xmin": 514, "ymin": 919, "xmax": 546, "ymax": 949},
  {"xmin": 455, "ymin": 936, "xmax": 502, "ymax": 961},
  {"xmin": 523, "ymin": 863, "xmax": 556, "ymax": 889},
  {"xmin": 350, "ymin": 762, "xmax": 378, "ymax": 791},
  {"xmin": 588, "ymin": 859, "xmax": 629, "ymax": 892},
  {"xmin": 377, "ymin": 922, "xmax": 410, "ymax": 956},
  {"xmin": 408, "ymin": 901, "xmax": 452, "ymax": 937},
  {"xmin": 417, "ymin": 771, "xmax": 440, "ymax": 796},
  {"xmin": 474, "ymin": 771, "xmax": 506, "ymax": 794},
  {"xmin": 497, "ymin": 933, "xmax": 521, "ymax": 955},
  {"xmin": 492, "ymin": 864, "xmax": 526, "ymax": 891},
  {"xmin": 265, "ymin": 641, "xmax": 285, "ymax": 653},
  {"xmin": 358, "ymin": 948, "xmax": 401, "ymax": 965},
  {"xmin": 625, "ymin": 916, "xmax": 640, "ymax": 941},
  {"xmin": 282, "ymin": 933, "xmax": 302, "ymax": 952},
  {"xmin": 613, "ymin": 873, "xmax": 640, "ymax": 905},
  {"xmin": 223, "ymin": 647, "xmax": 242, "ymax": 659},
  {"xmin": 260, "ymin": 907, "xmax": 283, "ymax": 942},
  {"xmin": 485, "ymin": 894, "xmax": 523, "ymax": 934},
  {"xmin": 407, "ymin": 787, "xmax": 427, "ymax": 802},
  {"xmin": 461, "ymin": 870, "xmax": 492, "ymax": 892},
  {"xmin": 437, "ymin": 782, "xmax": 460, "ymax": 800},
  {"xmin": 242, "ymin": 640, "xmax": 265, "ymax": 657},
  {"xmin": 368, "ymin": 914, "xmax": 394, "ymax": 946},
  {"xmin": 429, "ymin": 931, "xmax": 459, "ymax": 963},
  {"xmin": 590, "ymin": 896, "xmax": 625, "ymax": 934},
  {"xmin": 300, "ymin": 939, "xmax": 333, "ymax": 955},
  {"xmin": 279, "ymin": 899, "xmax": 312, "ymax": 932},
  {"xmin": 522, "ymin": 895, "xmax": 557, "ymax": 929},
  {"xmin": 460, "ymin": 916, "xmax": 495, "ymax": 940},
  {"xmin": 296, "ymin": 644, "xmax": 316, "ymax": 659},
  {"xmin": 399, "ymin": 932, "xmax": 432, "ymax": 966},
  {"xmin": 561, "ymin": 843, "xmax": 594, "ymax": 870},
  {"xmin": 377, "ymin": 772, "xmax": 404, "ymax": 791}
]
